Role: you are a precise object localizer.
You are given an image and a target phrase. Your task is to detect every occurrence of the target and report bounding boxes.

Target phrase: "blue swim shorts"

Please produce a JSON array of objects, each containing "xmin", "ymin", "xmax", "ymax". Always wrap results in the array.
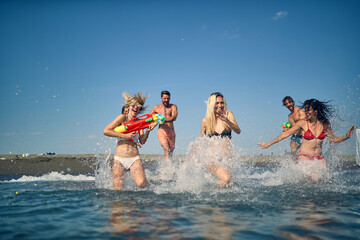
[{"xmin": 290, "ymin": 134, "xmax": 302, "ymax": 145}]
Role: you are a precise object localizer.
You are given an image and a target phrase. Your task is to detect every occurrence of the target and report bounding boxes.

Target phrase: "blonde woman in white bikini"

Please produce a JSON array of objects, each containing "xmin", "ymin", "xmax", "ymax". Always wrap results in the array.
[{"xmin": 103, "ymin": 92, "xmax": 156, "ymax": 190}]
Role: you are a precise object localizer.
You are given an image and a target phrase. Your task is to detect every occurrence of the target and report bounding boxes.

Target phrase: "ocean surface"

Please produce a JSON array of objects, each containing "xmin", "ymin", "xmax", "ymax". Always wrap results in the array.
[{"xmin": 1, "ymin": 151, "xmax": 360, "ymax": 239}]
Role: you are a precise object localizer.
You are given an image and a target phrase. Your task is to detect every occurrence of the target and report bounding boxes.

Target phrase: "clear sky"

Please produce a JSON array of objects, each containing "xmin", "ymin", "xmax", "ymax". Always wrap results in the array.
[{"xmin": 1, "ymin": 0, "xmax": 359, "ymax": 155}]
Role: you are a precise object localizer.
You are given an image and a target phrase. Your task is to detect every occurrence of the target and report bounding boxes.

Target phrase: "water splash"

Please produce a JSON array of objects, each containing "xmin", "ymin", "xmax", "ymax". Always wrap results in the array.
[
  {"xmin": 4, "ymin": 172, "xmax": 94, "ymax": 182},
  {"xmin": 94, "ymin": 135, "xmax": 355, "ymax": 194},
  {"xmin": 94, "ymin": 154, "xmax": 113, "ymax": 189},
  {"xmin": 162, "ymin": 136, "xmax": 240, "ymax": 193}
]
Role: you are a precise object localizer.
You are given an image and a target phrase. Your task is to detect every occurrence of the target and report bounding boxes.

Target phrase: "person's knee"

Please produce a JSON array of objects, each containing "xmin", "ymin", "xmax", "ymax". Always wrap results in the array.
[
  {"xmin": 160, "ymin": 142, "xmax": 169, "ymax": 149},
  {"xmin": 162, "ymin": 146, "xmax": 170, "ymax": 153},
  {"xmin": 216, "ymin": 168, "xmax": 230, "ymax": 186},
  {"xmin": 135, "ymin": 177, "xmax": 147, "ymax": 188},
  {"xmin": 222, "ymin": 174, "xmax": 231, "ymax": 185},
  {"xmin": 113, "ymin": 183, "xmax": 123, "ymax": 190}
]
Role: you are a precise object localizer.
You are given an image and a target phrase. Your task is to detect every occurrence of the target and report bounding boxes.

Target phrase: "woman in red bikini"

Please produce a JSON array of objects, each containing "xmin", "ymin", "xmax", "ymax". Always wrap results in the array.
[{"xmin": 258, "ymin": 99, "xmax": 354, "ymax": 180}]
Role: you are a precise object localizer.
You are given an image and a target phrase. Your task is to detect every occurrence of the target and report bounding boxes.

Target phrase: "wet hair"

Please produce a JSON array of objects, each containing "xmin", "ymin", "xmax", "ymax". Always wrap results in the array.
[
  {"xmin": 161, "ymin": 90, "xmax": 170, "ymax": 97},
  {"xmin": 301, "ymin": 99, "xmax": 334, "ymax": 127},
  {"xmin": 122, "ymin": 92, "xmax": 148, "ymax": 113},
  {"xmin": 282, "ymin": 96, "xmax": 294, "ymax": 106},
  {"xmin": 204, "ymin": 92, "xmax": 230, "ymax": 135}
]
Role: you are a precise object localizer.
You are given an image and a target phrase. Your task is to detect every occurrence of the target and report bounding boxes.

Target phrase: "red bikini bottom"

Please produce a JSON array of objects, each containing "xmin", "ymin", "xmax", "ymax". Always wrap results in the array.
[{"xmin": 298, "ymin": 154, "xmax": 324, "ymax": 160}]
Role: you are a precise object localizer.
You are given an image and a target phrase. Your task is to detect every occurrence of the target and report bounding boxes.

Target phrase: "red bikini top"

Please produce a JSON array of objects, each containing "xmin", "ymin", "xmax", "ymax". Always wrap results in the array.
[{"xmin": 303, "ymin": 120, "xmax": 326, "ymax": 140}]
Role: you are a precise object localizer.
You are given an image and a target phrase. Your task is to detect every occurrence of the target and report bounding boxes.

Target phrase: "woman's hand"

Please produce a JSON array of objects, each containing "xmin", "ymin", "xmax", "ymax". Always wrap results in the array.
[
  {"xmin": 147, "ymin": 122, "xmax": 158, "ymax": 131},
  {"xmin": 126, "ymin": 132, "xmax": 138, "ymax": 140},
  {"xmin": 346, "ymin": 125, "xmax": 355, "ymax": 139},
  {"xmin": 257, "ymin": 142, "xmax": 271, "ymax": 149},
  {"xmin": 216, "ymin": 110, "xmax": 228, "ymax": 122}
]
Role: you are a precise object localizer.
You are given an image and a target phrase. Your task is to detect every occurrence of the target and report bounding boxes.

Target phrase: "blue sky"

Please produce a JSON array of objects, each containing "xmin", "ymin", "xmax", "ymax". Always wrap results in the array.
[{"xmin": 1, "ymin": 0, "xmax": 359, "ymax": 155}]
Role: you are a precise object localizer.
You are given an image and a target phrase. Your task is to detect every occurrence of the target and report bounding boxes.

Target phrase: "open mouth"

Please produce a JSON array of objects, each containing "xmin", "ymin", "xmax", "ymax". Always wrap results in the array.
[
  {"xmin": 215, "ymin": 107, "xmax": 224, "ymax": 112},
  {"xmin": 130, "ymin": 107, "xmax": 139, "ymax": 115}
]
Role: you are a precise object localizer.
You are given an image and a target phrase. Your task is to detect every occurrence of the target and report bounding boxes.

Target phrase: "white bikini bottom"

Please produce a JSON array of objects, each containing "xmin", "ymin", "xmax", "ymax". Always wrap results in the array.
[{"xmin": 114, "ymin": 155, "xmax": 140, "ymax": 170}]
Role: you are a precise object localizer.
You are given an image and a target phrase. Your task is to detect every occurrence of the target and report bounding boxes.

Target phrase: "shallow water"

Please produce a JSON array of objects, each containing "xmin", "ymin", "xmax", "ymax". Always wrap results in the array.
[{"xmin": 1, "ymin": 154, "xmax": 360, "ymax": 240}]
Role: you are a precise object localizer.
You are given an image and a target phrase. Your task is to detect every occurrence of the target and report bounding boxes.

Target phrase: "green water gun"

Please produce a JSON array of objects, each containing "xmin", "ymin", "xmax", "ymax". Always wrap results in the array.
[{"xmin": 282, "ymin": 122, "xmax": 292, "ymax": 129}]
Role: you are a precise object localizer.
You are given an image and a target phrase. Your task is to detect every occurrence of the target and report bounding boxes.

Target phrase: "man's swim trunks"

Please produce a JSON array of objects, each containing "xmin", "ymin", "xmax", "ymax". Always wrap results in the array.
[
  {"xmin": 290, "ymin": 134, "xmax": 302, "ymax": 145},
  {"xmin": 157, "ymin": 128, "xmax": 176, "ymax": 150}
]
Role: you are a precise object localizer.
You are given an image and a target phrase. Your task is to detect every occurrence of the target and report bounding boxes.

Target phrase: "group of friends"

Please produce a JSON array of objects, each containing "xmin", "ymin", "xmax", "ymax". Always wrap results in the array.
[{"xmin": 103, "ymin": 91, "xmax": 355, "ymax": 190}]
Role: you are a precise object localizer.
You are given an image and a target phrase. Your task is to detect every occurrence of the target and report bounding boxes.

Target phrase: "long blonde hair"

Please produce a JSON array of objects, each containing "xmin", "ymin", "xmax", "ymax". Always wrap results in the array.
[
  {"xmin": 122, "ymin": 92, "xmax": 148, "ymax": 113},
  {"xmin": 204, "ymin": 92, "xmax": 230, "ymax": 135}
]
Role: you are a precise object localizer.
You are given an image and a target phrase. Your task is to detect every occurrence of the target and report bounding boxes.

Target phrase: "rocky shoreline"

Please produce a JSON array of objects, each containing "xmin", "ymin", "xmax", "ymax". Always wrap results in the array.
[
  {"xmin": 0, "ymin": 154, "xmax": 357, "ymax": 176},
  {"xmin": 0, "ymin": 154, "xmax": 165, "ymax": 175}
]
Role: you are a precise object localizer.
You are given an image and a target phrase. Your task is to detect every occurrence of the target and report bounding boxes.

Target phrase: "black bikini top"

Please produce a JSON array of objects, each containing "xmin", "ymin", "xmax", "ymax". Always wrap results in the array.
[{"xmin": 207, "ymin": 128, "xmax": 232, "ymax": 139}]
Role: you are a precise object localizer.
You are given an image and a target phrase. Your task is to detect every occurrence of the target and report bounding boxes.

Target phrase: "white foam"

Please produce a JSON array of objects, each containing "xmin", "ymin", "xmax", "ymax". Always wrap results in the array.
[
  {"xmin": 4, "ymin": 172, "xmax": 95, "ymax": 182},
  {"xmin": 167, "ymin": 136, "xmax": 239, "ymax": 193},
  {"xmin": 356, "ymin": 128, "xmax": 360, "ymax": 166},
  {"xmin": 94, "ymin": 136, "xmax": 350, "ymax": 192},
  {"xmin": 94, "ymin": 153, "xmax": 113, "ymax": 189}
]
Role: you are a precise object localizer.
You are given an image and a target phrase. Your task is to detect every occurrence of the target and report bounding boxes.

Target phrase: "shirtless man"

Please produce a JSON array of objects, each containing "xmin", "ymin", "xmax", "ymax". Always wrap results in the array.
[
  {"xmin": 282, "ymin": 96, "xmax": 306, "ymax": 159},
  {"xmin": 151, "ymin": 90, "xmax": 178, "ymax": 162}
]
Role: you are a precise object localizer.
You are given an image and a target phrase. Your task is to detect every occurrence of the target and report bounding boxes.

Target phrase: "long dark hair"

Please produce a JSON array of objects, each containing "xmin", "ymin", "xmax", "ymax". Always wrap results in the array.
[{"xmin": 301, "ymin": 99, "xmax": 334, "ymax": 127}]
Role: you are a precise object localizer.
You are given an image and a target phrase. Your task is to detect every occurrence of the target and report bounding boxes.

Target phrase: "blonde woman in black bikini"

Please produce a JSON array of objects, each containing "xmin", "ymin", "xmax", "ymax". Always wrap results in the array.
[
  {"xmin": 200, "ymin": 92, "xmax": 241, "ymax": 187},
  {"xmin": 103, "ymin": 92, "xmax": 157, "ymax": 190},
  {"xmin": 258, "ymin": 99, "xmax": 354, "ymax": 181}
]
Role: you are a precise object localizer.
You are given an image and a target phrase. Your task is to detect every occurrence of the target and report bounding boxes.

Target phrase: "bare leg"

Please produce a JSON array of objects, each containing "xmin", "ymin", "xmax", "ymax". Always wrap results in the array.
[
  {"xmin": 113, "ymin": 161, "xmax": 125, "ymax": 190},
  {"xmin": 297, "ymin": 157, "xmax": 327, "ymax": 183},
  {"xmin": 130, "ymin": 159, "xmax": 148, "ymax": 188},
  {"xmin": 157, "ymin": 129, "xmax": 175, "ymax": 166},
  {"xmin": 290, "ymin": 141, "xmax": 299, "ymax": 160},
  {"xmin": 158, "ymin": 138, "xmax": 171, "ymax": 160},
  {"xmin": 169, "ymin": 148, "xmax": 174, "ymax": 159},
  {"xmin": 310, "ymin": 171, "xmax": 320, "ymax": 183},
  {"xmin": 207, "ymin": 164, "xmax": 231, "ymax": 187},
  {"xmin": 158, "ymin": 137, "xmax": 173, "ymax": 167},
  {"xmin": 310, "ymin": 159, "xmax": 327, "ymax": 183}
]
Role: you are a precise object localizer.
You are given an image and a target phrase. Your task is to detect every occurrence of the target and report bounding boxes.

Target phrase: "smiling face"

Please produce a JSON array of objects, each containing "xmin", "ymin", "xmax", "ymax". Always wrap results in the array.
[
  {"xmin": 305, "ymin": 105, "xmax": 317, "ymax": 120},
  {"xmin": 284, "ymin": 99, "xmax": 295, "ymax": 112},
  {"xmin": 161, "ymin": 94, "xmax": 170, "ymax": 107},
  {"xmin": 214, "ymin": 96, "xmax": 225, "ymax": 114},
  {"xmin": 122, "ymin": 107, "xmax": 129, "ymax": 115},
  {"xmin": 128, "ymin": 102, "xmax": 142, "ymax": 117}
]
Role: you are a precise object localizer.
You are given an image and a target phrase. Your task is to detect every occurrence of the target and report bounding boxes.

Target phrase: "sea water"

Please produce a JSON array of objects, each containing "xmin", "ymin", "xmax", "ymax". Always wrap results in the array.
[{"xmin": 1, "ymin": 138, "xmax": 360, "ymax": 239}]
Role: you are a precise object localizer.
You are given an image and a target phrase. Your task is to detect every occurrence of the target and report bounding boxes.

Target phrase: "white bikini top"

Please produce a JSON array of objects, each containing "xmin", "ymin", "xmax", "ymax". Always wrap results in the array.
[{"xmin": 117, "ymin": 131, "xmax": 140, "ymax": 143}]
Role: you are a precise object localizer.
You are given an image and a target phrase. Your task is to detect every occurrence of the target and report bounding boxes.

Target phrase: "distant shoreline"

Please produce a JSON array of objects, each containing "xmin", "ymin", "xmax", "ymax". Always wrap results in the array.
[
  {"xmin": 0, "ymin": 154, "xmax": 162, "ymax": 176},
  {"xmin": 0, "ymin": 154, "xmax": 357, "ymax": 176}
]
